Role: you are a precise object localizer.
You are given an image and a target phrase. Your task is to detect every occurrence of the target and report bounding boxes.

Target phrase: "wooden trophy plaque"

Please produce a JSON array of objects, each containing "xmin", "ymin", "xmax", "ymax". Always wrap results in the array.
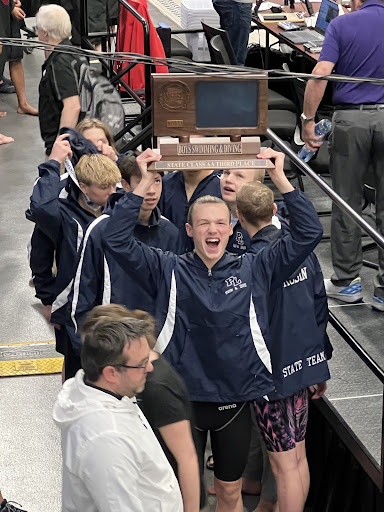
[{"xmin": 148, "ymin": 73, "xmax": 274, "ymax": 172}]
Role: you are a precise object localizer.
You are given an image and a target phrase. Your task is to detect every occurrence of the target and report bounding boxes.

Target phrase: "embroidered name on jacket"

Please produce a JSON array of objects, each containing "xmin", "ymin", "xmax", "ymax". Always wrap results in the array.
[
  {"xmin": 225, "ymin": 276, "xmax": 247, "ymax": 295},
  {"xmin": 283, "ymin": 266, "xmax": 307, "ymax": 288},
  {"xmin": 282, "ymin": 351, "xmax": 327, "ymax": 378}
]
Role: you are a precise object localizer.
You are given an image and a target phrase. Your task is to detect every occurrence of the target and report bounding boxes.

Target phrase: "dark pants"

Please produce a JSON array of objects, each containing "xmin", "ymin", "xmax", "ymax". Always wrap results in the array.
[
  {"xmin": 55, "ymin": 326, "xmax": 82, "ymax": 380},
  {"xmin": 329, "ymin": 107, "xmax": 384, "ymax": 297},
  {"xmin": 212, "ymin": 0, "xmax": 252, "ymax": 65}
]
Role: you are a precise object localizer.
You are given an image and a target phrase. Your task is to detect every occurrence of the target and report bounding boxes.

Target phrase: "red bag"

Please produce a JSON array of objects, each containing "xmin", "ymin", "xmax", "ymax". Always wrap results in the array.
[{"xmin": 115, "ymin": 0, "xmax": 168, "ymax": 92}]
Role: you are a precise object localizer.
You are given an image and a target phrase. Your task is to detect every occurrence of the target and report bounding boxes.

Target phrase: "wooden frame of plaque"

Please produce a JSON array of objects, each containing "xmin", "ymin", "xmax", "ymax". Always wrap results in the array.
[
  {"xmin": 151, "ymin": 73, "xmax": 268, "ymax": 137},
  {"xmin": 149, "ymin": 72, "xmax": 273, "ymax": 172}
]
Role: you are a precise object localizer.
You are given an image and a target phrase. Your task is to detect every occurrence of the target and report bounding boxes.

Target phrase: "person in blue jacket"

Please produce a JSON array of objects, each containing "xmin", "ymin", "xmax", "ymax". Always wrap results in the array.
[
  {"xmin": 220, "ymin": 165, "xmax": 286, "ymax": 256},
  {"xmin": 236, "ymin": 149, "xmax": 331, "ymax": 512},
  {"xmin": 66, "ymin": 153, "xmax": 181, "ymax": 354},
  {"xmin": 28, "ymin": 124, "xmax": 131, "ymax": 313},
  {"xmin": 102, "ymin": 148, "xmax": 323, "ymax": 512},
  {"xmin": 28, "ymin": 171, "xmax": 69, "ymax": 320},
  {"xmin": 26, "ymin": 134, "xmax": 121, "ymax": 380},
  {"xmin": 158, "ymin": 167, "xmax": 222, "ymax": 253}
]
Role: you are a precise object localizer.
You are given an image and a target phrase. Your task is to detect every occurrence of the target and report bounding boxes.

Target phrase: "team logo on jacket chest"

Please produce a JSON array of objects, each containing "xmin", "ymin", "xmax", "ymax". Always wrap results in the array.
[
  {"xmin": 225, "ymin": 276, "xmax": 247, "ymax": 295},
  {"xmin": 233, "ymin": 231, "xmax": 246, "ymax": 251},
  {"xmin": 235, "ymin": 231, "xmax": 244, "ymax": 246}
]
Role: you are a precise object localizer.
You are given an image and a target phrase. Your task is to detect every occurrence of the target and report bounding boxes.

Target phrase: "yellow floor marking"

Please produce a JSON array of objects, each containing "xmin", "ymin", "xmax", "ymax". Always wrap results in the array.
[
  {"xmin": 0, "ymin": 341, "xmax": 63, "ymax": 377},
  {"xmin": 0, "ymin": 340, "xmax": 55, "ymax": 347},
  {"xmin": 0, "ymin": 357, "xmax": 63, "ymax": 377}
]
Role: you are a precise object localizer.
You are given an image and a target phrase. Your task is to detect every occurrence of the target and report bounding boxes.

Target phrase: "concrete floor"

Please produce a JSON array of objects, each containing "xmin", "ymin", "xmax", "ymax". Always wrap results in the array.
[{"xmin": 0, "ymin": 3, "xmax": 383, "ymax": 512}]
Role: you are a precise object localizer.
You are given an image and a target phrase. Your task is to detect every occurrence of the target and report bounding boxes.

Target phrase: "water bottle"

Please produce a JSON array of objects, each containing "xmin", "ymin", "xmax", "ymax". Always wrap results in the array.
[{"xmin": 298, "ymin": 119, "xmax": 332, "ymax": 163}]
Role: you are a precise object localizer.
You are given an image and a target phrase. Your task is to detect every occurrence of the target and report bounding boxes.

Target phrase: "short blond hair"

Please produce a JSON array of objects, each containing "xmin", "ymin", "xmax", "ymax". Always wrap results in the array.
[
  {"xmin": 187, "ymin": 195, "xmax": 230, "ymax": 225},
  {"xmin": 81, "ymin": 304, "xmax": 157, "ymax": 349},
  {"xmin": 253, "ymin": 168, "xmax": 265, "ymax": 183},
  {"xmin": 36, "ymin": 5, "xmax": 72, "ymax": 42},
  {"xmin": 76, "ymin": 118, "xmax": 117, "ymax": 152},
  {"xmin": 237, "ymin": 182, "xmax": 274, "ymax": 226},
  {"xmin": 75, "ymin": 154, "xmax": 121, "ymax": 187}
]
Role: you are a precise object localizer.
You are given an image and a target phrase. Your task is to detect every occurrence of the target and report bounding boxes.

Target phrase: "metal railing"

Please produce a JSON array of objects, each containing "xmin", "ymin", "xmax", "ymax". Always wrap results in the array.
[{"xmin": 267, "ymin": 128, "xmax": 384, "ymax": 499}]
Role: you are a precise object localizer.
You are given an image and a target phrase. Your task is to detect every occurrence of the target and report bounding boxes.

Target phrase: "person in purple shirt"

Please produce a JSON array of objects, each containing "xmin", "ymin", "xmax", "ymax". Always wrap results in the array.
[{"xmin": 301, "ymin": 0, "xmax": 384, "ymax": 311}]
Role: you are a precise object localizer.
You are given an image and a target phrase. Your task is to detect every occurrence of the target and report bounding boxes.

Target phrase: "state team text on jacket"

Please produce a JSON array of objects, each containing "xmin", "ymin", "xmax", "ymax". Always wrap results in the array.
[{"xmin": 103, "ymin": 189, "xmax": 323, "ymax": 403}]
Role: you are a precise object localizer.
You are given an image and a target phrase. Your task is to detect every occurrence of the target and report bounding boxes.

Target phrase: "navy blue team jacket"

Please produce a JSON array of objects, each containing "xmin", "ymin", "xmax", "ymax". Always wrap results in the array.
[
  {"xmin": 227, "ymin": 215, "xmax": 285, "ymax": 255},
  {"xmin": 66, "ymin": 192, "xmax": 181, "ymax": 353},
  {"xmin": 28, "ymin": 130, "xmax": 131, "ymax": 308},
  {"xmin": 103, "ymin": 188, "xmax": 323, "ymax": 403},
  {"xmin": 28, "ymin": 172, "xmax": 69, "ymax": 306},
  {"xmin": 26, "ymin": 160, "xmax": 97, "ymax": 326},
  {"xmin": 27, "ymin": 129, "xmax": 101, "ymax": 318},
  {"xmin": 158, "ymin": 171, "xmax": 222, "ymax": 253},
  {"xmin": 249, "ymin": 225, "xmax": 332, "ymax": 399}
]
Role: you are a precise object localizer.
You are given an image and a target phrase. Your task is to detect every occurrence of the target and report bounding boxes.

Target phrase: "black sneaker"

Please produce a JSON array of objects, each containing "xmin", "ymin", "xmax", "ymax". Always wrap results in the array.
[{"xmin": 0, "ymin": 500, "xmax": 28, "ymax": 512}]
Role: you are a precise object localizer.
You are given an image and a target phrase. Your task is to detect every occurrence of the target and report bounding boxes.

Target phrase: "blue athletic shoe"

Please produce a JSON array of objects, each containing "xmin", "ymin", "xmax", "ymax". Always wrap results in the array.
[
  {"xmin": 372, "ymin": 296, "xmax": 384, "ymax": 312},
  {"xmin": 324, "ymin": 277, "xmax": 363, "ymax": 303}
]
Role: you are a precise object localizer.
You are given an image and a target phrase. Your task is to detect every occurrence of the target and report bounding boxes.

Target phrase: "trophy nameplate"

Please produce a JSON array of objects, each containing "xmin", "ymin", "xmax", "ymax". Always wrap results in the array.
[{"xmin": 148, "ymin": 136, "xmax": 274, "ymax": 171}]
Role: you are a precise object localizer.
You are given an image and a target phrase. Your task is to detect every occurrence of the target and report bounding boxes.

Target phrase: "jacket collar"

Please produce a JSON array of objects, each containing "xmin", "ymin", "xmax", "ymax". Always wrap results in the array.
[
  {"xmin": 105, "ymin": 193, "xmax": 161, "ymax": 227},
  {"xmin": 84, "ymin": 377, "xmax": 123, "ymax": 400},
  {"xmin": 183, "ymin": 250, "xmax": 237, "ymax": 272},
  {"xmin": 147, "ymin": 206, "xmax": 161, "ymax": 227},
  {"xmin": 251, "ymin": 224, "xmax": 281, "ymax": 244}
]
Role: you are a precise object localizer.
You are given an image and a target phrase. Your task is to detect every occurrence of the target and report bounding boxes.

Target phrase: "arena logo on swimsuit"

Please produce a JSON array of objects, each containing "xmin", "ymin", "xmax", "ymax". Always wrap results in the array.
[{"xmin": 218, "ymin": 404, "xmax": 237, "ymax": 411}]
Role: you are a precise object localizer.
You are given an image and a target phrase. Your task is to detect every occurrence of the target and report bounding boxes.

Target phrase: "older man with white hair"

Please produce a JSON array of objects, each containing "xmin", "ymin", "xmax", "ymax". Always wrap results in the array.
[{"xmin": 36, "ymin": 4, "xmax": 82, "ymax": 155}]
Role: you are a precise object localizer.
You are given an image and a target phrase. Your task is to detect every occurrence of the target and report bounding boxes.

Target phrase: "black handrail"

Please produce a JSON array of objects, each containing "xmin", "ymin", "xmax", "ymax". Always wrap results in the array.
[
  {"xmin": 266, "ymin": 128, "xmax": 384, "ymax": 251},
  {"xmin": 267, "ymin": 128, "xmax": 384, "ymax": 502}
]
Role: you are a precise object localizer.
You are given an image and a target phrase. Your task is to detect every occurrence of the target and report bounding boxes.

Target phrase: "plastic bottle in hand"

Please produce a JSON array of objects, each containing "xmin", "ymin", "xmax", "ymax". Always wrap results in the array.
[{"xmin": 298, "ymin": 119, "xmax": 332, "ymax": 162}]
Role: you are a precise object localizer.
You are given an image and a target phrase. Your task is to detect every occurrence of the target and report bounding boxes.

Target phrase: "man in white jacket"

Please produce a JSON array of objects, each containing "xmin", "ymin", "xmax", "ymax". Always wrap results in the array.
[{"xmin": 53, "ymin": 318, "xmax": 183, "ymax": 512}]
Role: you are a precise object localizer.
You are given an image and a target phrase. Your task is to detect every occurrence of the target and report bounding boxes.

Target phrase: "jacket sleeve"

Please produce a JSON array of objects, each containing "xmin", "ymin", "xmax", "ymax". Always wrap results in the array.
[
  {"xmin": 313, "ymin": 256, "xmax": 333, "ymax": 360},
  {"xmin": 166, "ymin": 223, "xmax": 183, "ymax": 255},
  {"xmin": 103, "ymin": 192, "xmax": 173, "ymax": 295},
  {"xmin": 29, "ymin": 226, "xmax": 56, "ymax": 306},
  {"xmin": 27, "ymin": 160, "xmax": 63, "ymax": 244},
  {"xmin": 66, "ymin": 221, "xmax": 106, "ymax": 353},
  {"xmin": 79, "ymin": 435, "xmax": 148, "ymax": 512},
  {"xmin": 255, "ymin": 189, "xmax": 323, "ymax": 290}
]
